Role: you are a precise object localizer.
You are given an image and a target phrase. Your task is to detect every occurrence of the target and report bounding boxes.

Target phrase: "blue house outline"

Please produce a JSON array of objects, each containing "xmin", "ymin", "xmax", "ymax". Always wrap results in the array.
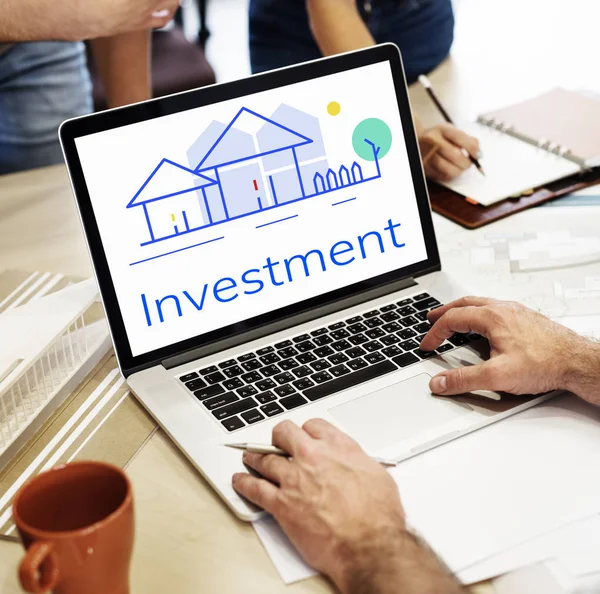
[{"xmin": 127, "ymin": 106, "xmax": 383, "ymax": 249}]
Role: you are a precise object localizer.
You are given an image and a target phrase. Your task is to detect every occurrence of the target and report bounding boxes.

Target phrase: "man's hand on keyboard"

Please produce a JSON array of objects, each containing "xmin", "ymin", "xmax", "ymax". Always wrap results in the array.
[
  {"xmin": 421, "ymin": 296, "xmax": 600, "ymax": 405},
  {"xmin": 232, "ymin": 419, "xmax": 462, "ymax": 594}
]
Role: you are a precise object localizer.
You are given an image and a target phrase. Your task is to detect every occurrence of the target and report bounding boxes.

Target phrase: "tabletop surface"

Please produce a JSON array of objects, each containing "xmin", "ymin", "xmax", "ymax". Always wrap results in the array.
[{"xmin": 0, "ymin": 0, "xmax": 598, "ymax": 591}]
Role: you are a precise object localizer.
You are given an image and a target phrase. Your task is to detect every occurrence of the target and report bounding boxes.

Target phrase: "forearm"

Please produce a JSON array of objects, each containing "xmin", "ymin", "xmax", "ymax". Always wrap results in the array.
[
  {"xmin": 564, "ymin": 340, "xmax": 600, "ymax": 405},
  {"xmin": 0, "ymin": 0, "xmax": 79, "ymax": 41},
  {"xmin": 335, "ymin": 529, "xmax": 463, "ymax": 594},
  {"xmin": 90, "ymin": 31, "xmax": 151, "ymax": 108}
]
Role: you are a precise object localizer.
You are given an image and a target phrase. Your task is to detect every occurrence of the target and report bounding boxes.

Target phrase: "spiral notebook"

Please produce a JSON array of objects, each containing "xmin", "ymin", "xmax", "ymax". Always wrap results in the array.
[{"xmin": 437, "ymin": 88, "xmax": 600, "ymax": 207}]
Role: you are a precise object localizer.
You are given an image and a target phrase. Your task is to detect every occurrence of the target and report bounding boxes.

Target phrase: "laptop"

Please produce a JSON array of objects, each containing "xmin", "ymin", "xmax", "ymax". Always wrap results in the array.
[{"xmin": 60, "ymin": 45, "xmax": 553, "ymax": 521}]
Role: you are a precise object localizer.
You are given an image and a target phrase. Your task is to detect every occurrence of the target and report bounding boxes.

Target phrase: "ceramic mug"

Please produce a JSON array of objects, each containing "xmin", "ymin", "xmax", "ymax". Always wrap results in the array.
[{"xmin": 12, "ymin": 461, "xmax": 134, "ymax": 594}]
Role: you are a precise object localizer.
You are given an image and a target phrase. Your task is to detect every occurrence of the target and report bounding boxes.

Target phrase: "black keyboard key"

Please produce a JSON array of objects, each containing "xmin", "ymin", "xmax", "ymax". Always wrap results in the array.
[
  {"xmin": 437, "ymin": 343, "xmax": 454, "ymax": 353},
  {"xmin": 382, "ymin": 345, "xmax": 402, "ymax": 357},
  {"xmin": 257, "ymin": 346, "xmax": 274, "ymax": 355},
  {"xmin": 241, "ymin": 371, "xmax": 262, "ymax": 383},
  {"xmin": 347, "ymin": 357, "xmax": 368, "ymax": 371},
  {"xmin": 193, "ymin": 384, "xmax": 225, "ymax": 400},
  {"xmin": 364, "ymin": 317, "xmax": 384, "ymax": 328},
  {"xmin": 315, "ymin": 345, "xmax": 335, "ymax": 357},
  {"xmin": 237, "ymin": 385, "xmax": 258, "ymax": 398},
  {"xmin": 281, "ymin": 394, "xmax": 308, "ymax": 410},
  {"xmin": 274, "ymin": 385, "xmax": 296, "ymax": 397},
  {"xmin": 293, "ymin": 334, "xmax": 311, "ymax": 343},
  {"xmin": 331, "ymin": 329, "xmax": 350, "ymax": 340},
  {"xmin": 331, "ymin": 339, "xmax": 352, "ymax": 352},
  {"xmin": 310, "ymin": 359, "xmax": 331, "ymax": 371},
  {"xmin": 346, "ymin": 316, "xmax": 363, "ymax": 324},
  {"xmin": 398, "ymin": 306, "xmax": 417, "ymax": 316},
  {"xmin": 256, "ymin": 391, "xmax": 277, "ymax": 404},
  {"xmin": 399, "ymin": 339, "xmax": 418, "ymax": 351},
  {"xmin": 256, "ymin": 378, "xmax": 276, "ymax": 391},
  {"xmin": 348, "ymin": 322, "xmax": 368, "ymax": 334},
  {"xmin": 223, "ymin": 365, "xmax": 244, "ymax": 378},
  {"xmin": 398, "ymin": 328, "xmax": 417, "ymax": 340},
  {"xmin": 347, "ymin": 346, "xmax": 366, "ymax": 358},
  {"xmin": 413, "ymin": 293, "xmax": 430, "ymax": 301},
  {"xmin": 304, "ymin": 360, "xmax": 396, "ymax": 401},
  {"xmin": 330, "ymin": 364, "xmax": 351, "ymax": 377},
  {"xmin": 296, "ymin": 340, "xmax": 316, "ymax": 353},
  {"xmin": 313, "ymin": 335, "xmax": 334, "ymax": 346},
  {"xmin": 363, "ymin": 340, "xmax": 383, "ymax": 353},
  {"xmin": 329, "ymin": 322, "xmax": 345, "ymax": 330},
  {"xmin": 365, "ymin": 328, "xmax": 385, "ymax": 339},
  {"xmin": 275, "ymin": 340, "xmax": 292, "ymax": 349},
  {"xmin": 363, "ymin": 310, "xmax": 380, "ymax": 318},
  {"xmin": 381, "ymin": 311, "xmax": 400, "ymax": 322},
  {"xmin": 204, "ymin": 392, "xmax": 239, "ymax": 410},
  {"xmin": 381, "ymin": 334, "xmax": 400, "ymax": 346},
  {"xmin": 223, "ymin": 377, "xmax": 244, "ymax": 391},
  {"xmin": 396, "ymin": 298, "xmax": 414, "ymax": 306},
  {"xmin": 213, "ymin": 397, "xmax": 258, "ymax": 420},
  {"xmin": 261, "ymin": 402, "xmax": 284, "ymax": 417},
  {"xmin": 279, "ymin": 346, "xmax": 298, "ymax": 358},
  {"xmin": 365, "ymin": 352, "xmax": 385, "ymax": 364},
  {"xmin": 449, "ymin": 333, "xmax": 470, "ymax": 346},
  {"xmin": 241, "ymin": 359, "xmax": 262, "ymax": 371},
  {"xmin": 297, "ymin": 352, "xmax": 317, "ymax": 364},
  {"xmin": 392, "ymin": 352, "xmax": 420, "ymax": 367},
  {"xmin": 180, "ymin": 372, "xmax": 199, "ymax": 383},
  {"xmin": 415, "ymin": 310, "xmax": 429, "ymax": 322},
  {"xmin": 280, "ymin": 358, "xmax": 300, "ymax": 370},
  {"xmin": 329, "ymin": 353, "xmax": 349, "ymax": 365},
  {"xmin": 311, "ymin": 371, "xmax": 333, "ymax": 384},
  {"xmin": 380, "ymin": 304, "xmax": 396, "ymax": 312},
  {"xmin": 274, "ymin": 372, "xmax": 295, "ymax": 385},
  {"xmin": 414, "ymin": 322, "xmax": 432, "ymax": 334},
  {"xmin": 241, "ymin": 409, "xmax": 264, "ymax": 424},
  {"xmin": 184, "ymin": 378, "xmax": 207, "ymax": 391},
  {"xmin": 293, "ymin": 378, "xmax": 315, "ymax": 390},
  {"xmin": 292, "ymin": 365, "xmax": 312, "ymax": 378},
  {"xmin": 416, "ymin": 349, "xmax": 436, "ymax": 359},
  {"xmin": 219, "ymin": 359, "xmax": 237, "ymax": 369},
  {"xmin": 199, "ymin": 365, "xmax": 218, "ymax": 376},
  {"xmin": 238, "ymin": 353, "xmax": 256, "ymax": 362},
  {"xmin": 399, "ymin": 316, "xmax": 418, "ymax": 328},
  {"xmin": 348, "ymin": 334, "xmax": 368, "ymax": 345},
  {"xmin": 382, "ymin": 322, "xmax": 401, "ymax": 333},
  {"xmin": 261, "ymin": 364, "xmax": 280, "ymax": 377},
  {"xmin": 260, "ymin": 353, "xmax": 281, "ymax": 365},
  {"xmin": 222, "ymin": 416, "xmax": 245, "ymax": 432},
  {"xmin": 414, "ymin": 297, "xmax": 441, "ymax": 311},
  {"xmin": 206, "ymin": 371, "xmax": 226, "ymax": 384},
  {"xmin": 416, "ymin": 334, "xmax": 427, "ymax": 343},
  {"xmin": 311, "ymin": 328, "xmax": 328, "ymax": 337}
]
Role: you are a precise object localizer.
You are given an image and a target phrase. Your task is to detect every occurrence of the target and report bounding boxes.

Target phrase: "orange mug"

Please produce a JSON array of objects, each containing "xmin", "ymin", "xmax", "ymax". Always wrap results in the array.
[{"xmin": 12, "ymin": 461, "xmax": 134, "ymax": 594}]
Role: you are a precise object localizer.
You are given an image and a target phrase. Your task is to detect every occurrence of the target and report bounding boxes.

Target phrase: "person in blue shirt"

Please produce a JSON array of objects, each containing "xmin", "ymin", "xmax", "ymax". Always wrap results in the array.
[{"xmin": 249, "ymin": 0, "xmax": 480, "ymax": 182}]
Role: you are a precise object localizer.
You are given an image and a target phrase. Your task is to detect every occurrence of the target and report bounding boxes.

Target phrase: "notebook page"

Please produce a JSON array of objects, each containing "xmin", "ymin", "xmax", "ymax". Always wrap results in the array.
[{"xmin": 437, "ymin": 122, "xmax": 580, "ymax": 206}]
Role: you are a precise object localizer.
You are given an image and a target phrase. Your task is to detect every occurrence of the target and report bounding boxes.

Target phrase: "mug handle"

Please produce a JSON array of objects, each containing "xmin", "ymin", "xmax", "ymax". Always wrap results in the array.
[{"xmin": 19, "ymin": 541, "xmax": 60, "ymax": 593}]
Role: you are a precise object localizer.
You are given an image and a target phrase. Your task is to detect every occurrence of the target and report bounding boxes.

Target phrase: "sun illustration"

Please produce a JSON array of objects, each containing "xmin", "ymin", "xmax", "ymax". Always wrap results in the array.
[{"xmin": 327, "ymin": 101, "xmax": 341, "ymax": 116}]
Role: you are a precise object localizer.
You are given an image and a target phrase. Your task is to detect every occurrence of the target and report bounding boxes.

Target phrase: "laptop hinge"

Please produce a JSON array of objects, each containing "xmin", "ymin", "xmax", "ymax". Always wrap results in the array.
[{"xmin": 161, "ymin": 276, "xmax": 419, "ymax": 370}]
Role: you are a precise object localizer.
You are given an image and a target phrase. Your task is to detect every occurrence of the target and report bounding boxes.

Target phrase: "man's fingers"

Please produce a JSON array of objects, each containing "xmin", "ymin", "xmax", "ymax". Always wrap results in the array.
[
  {"xmin": 437, "ymin": 141, "xmax": 472, "ymax": 171},
  {"xmin": 429, "ymin": 361, "xmax": 502, "ymax": 396},
  {"xmin": 440, "ymin": 124, "xmax": 480, "ymax": 158},
  {"xmin": 242, "ymin": 452, "xmax": 291, "ymax": 484},
  {"xmin": 302, "ymin": 418, "xmax": 343, "ymax": 440},
  {"xmin": 427, "ymin": 296, "xmax": 499, "ymax": 323},
  {"xmin": 428, "ymin": 155, "xmax": 463, "ymax": 181},
  {"xmin": 232, "ymin": 473, "xmax": 280, "ymax": 513},
  {"xmin": 420, "ymin": 306, "xmax": 490, "ymax": 351},
  {"xmin": 272, "ymin": 420, "xmax": 313, "ymax": 457}
]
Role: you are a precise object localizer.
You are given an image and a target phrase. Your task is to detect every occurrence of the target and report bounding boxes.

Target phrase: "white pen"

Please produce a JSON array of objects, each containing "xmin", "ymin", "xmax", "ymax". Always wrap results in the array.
[{"xmin": 225, "ymin": 442, "xmax": 397, "ymax": 467}]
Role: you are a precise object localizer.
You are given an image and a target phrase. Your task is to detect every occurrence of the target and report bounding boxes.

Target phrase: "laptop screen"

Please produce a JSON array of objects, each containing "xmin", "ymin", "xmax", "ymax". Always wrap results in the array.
[{"xmin": 74, "ymin": 59, "xmax": 430, "ymax": 358}]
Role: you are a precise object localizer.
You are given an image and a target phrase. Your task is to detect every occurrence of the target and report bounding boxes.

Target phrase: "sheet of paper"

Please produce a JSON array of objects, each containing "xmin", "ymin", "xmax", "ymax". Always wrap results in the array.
[
  {"xmin": 254, "ymin": 395, "xmax": 600, "ymax": 585},
  {"xmin": 437, "ymin": 122, "xmax": 580, "ymax": 206}
]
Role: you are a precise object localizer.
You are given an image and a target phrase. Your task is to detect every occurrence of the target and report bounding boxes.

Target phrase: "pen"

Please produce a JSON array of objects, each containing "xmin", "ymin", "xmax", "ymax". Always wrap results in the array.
[
  {"xmin": 225, "ymin": 443, "xmax": 398, "ymax": 467},
  {"xmin": 418, "ymin": 74, "xmax": 485, "ymax": 176}
]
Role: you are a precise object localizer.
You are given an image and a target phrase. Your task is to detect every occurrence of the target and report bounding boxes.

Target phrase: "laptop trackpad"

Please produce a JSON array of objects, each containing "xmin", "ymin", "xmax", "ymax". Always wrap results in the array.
[{"xmin": 329, "ymin": 373, "xmax": 473, "ymax": 451}]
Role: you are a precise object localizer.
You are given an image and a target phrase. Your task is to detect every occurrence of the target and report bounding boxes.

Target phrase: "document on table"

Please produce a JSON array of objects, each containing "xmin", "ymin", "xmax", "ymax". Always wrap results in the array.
[{"xmin": 254, "ymin": 394, "xmax": 600, "ymax": 584}]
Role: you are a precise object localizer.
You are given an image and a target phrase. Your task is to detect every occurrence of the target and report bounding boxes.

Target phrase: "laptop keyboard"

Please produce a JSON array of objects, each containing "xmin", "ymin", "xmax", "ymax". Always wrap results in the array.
[{"xmin": 177, "ymin": 292, "xmax": 476, "ymax": 432}]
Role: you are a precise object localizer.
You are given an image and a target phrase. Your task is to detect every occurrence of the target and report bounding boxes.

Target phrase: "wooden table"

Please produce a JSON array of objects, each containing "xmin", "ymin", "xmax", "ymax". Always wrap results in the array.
[{"xmin": 0, "ymin": 0, "xmax": 597, "ymax": 591}]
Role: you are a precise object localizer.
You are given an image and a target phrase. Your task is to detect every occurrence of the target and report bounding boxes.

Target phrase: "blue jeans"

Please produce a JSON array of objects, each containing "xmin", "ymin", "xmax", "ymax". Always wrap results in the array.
[
  {"xmin": 0, "ymin": 42, "xmax": 92, "ymax": 175},
  {"xmin": 249, "ymin": 0, "xmax": 454, "ymax": 83}
]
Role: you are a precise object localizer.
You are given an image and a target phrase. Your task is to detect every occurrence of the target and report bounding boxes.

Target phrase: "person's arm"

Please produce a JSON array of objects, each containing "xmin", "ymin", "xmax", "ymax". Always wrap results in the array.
[
  {"xmin": 420, "ymin": 296, "xmax": 600, "ymax": 405},
  {"xmin": 90, "ymin": 31, "xmax": 151, "ymax": 108},
  {"xmin": 232, "ymin": 419, "xmax": 463, "ymax": 594},
  {"xmin": 0, "ymin": 0, "xmax": 178, "ymax": 42}
]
